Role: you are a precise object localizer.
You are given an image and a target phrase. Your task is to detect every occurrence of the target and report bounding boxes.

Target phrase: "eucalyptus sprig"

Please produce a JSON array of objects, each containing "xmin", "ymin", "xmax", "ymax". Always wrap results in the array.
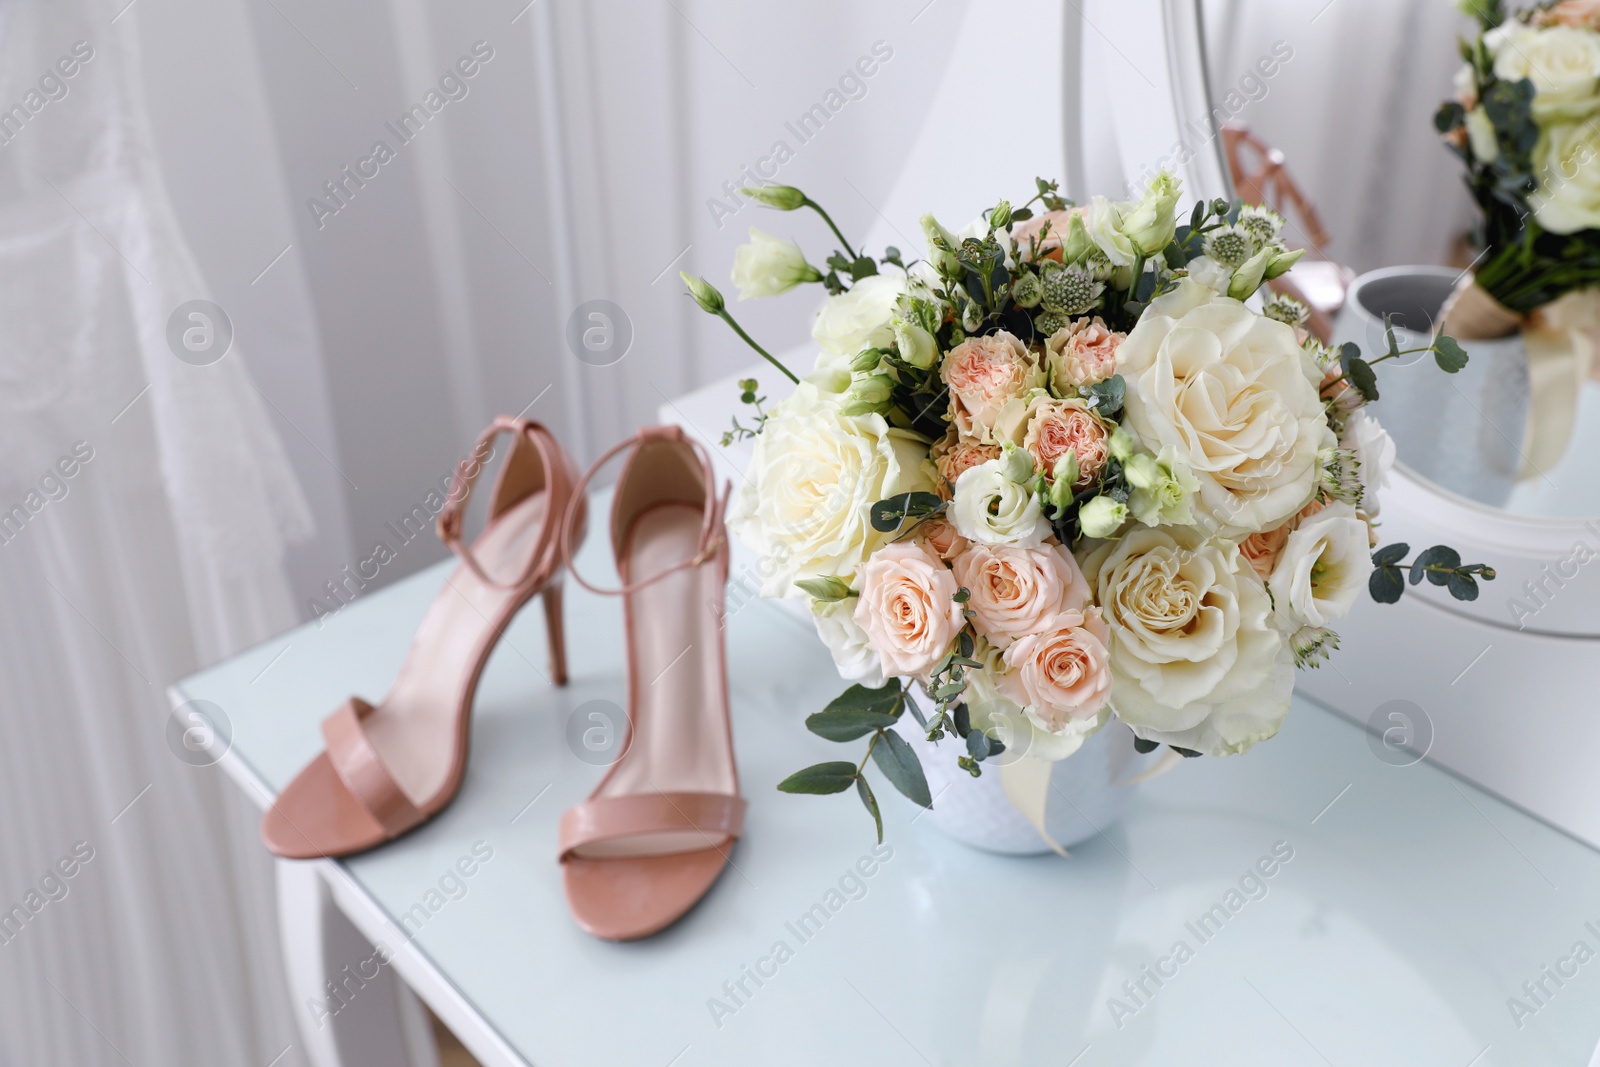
[
  {"xmin": 1332, "ymin": 315, "xmax": 1469, "ymax": 403},
  {"xmin": 1369, "ymin": 542, "xmax": 1497, "ymax": 604},
  {"xmin": 720, "ymin": 378, "xmax": 768, "ymax": 446}
]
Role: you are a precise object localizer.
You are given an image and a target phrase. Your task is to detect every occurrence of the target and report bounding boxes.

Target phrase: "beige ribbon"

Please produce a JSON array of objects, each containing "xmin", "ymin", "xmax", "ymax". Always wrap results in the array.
[{"xmin": 1437, "ymin": 276, "xmax": 1600, "ymax": 480}]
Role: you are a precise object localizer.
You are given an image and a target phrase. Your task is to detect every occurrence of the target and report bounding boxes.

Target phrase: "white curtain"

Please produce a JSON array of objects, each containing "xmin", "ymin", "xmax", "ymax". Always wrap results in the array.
[{"xmin": 0, "ymin": 0, "xmax": 315, "ymax": 1063}]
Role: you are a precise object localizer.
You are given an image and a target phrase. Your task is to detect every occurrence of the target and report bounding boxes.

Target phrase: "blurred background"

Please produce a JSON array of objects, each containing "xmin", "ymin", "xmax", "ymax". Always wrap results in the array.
[{"xmin": 0, "ymin": 0, "xmax": 1479, "ymax": 1063}]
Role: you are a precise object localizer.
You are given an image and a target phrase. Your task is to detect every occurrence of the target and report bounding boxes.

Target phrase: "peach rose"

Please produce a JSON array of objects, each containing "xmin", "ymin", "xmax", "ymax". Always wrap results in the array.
[
  {"xmin": 1045, "ymin": 317, "xmax": 1124, "ymax": 390},
  {"xmin": 930, "ymin": 431, "xmax": 1002, "ymax": 498},
  {"xmin": 1239, "ymin": 498, "xmax": 1329, "ymax": 579},
  {"xmin": 997, "ymin": 610, "xmax": 1114, "ymax": 727},
  {"xmin": 916, "ymin": 517, "xmax": 968, "ymax": 561},
  {"xmin": 1022, "ymin": 398, "xmax": 1109, "ymax": 487},
  {"xmin": 1538, "ymin": 0, "xmax": 1600, "ymax": 27},
  {"xmin": 853, "ymin": 542, "xmax": 965, "ymax": 678},
  {"xmin": 952, "ymin": 542, "xmax": 1091, "ymax": 649},
  {"xmin": 941, "ymin": 332, "xmax": 1041, "ymax": 441},
  {"xmin": 1239, "ymin": 524, "xmax": 1290, "ymax": 580}
]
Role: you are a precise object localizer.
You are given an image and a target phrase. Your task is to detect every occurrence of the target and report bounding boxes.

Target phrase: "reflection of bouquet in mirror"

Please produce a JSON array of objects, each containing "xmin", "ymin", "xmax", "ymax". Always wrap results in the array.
[
  {"xmin": 1437, "ymin": 0, "xmax": 1600, "ymax": 466},
  {"xmin": 682, "ymin": 173, "xmax": 1493, "ymax": 841}
]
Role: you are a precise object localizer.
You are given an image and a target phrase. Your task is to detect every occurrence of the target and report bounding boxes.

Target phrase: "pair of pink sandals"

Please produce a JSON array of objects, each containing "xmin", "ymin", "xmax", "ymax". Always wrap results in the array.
[{"xmin": 260, "ymin": 418, "xmax": 744, "ymax": 942}]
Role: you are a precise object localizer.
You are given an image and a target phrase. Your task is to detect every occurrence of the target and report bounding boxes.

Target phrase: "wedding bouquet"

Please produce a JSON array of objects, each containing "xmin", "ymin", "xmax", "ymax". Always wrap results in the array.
[
  {"xmin": 1436, "ymin": 0, "xmax": 1600, "ymax": 473},
  {"xmin": 1438, "ymin": 0, "xmax": 1600, "ymax": 313},
  {"xmin": 682, "ymin": 173, "xmax": 1490, "ymax": 840}
]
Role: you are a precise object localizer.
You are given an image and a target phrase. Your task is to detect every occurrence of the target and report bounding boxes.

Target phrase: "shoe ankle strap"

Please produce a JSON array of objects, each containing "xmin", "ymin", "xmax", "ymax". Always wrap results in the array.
[
  {"xmin": 436, "ymin": 416, "xmax": 571, "ymax": 591},
  {"xmin": 560, "ymin": 425, "xmax": 731, "ymax": 597}
]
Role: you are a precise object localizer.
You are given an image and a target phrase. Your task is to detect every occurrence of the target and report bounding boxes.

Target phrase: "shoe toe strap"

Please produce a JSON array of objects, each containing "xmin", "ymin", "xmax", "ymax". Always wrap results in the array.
[
  {"xmin": 558, "ymin": 791, "xmax": 745, "ymax": 862},
  {"xmin": 321, "ymin": 698, "xmax": 425, "ymax": 837}
]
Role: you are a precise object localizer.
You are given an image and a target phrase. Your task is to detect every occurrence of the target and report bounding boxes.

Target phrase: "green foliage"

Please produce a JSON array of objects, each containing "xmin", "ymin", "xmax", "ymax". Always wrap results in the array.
[
  {"xmin": 1369, "ymin": 541, "xmax": 1495, "ymax": 605},
  {"xmin": 777, "ymin": 762, "xmax": 859, "ymax": 795}
]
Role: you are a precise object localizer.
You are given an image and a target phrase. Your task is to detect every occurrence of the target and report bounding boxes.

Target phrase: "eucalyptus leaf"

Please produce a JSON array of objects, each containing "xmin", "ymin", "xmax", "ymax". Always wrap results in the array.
[
  {"xmin": 1447, "ymin": 572, "xmax": 1480, "ymax": 601},
  {"xmin": 806, "ymin": 708, "xmax": 900, "ymax": 742},
  {"xmin": 1369, "ymin": 566, "xmax": 1404, "ymax": 604},
  {"xmin": 1372, "ymin": 542, "xmax": 1409, "ymax": 567},
  {"xmin": 1433, "ymin": 335, "xmax": 1469, "ymax": 373},
  {"xmin": 856, "ymin": 774, "xmax": 883, "ymax": 843},
  {"xmin": 872, "ymin": 729, "xmax": 933, "ymax": 808},
  {"xmin": 777, "ymin": 761, "xmax": 858, "ymax": 795}
]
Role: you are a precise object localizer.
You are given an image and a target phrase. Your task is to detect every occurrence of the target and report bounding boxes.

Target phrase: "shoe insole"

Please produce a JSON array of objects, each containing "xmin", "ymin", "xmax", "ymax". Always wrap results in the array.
[
  {"xmin": 363, "ymin": 492, "xmax": 549, "ymax": 806},
  {"xmin": 579, "ymin": 501, "xmax": 735, "ymax": 859}
]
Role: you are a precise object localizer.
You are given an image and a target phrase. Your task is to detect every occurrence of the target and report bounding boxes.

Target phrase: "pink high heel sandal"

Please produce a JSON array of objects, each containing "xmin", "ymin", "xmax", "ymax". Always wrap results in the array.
[
  {"xmin": 556, "ymin": 425, "xmax": 744, "ymax": 940},
  {"xmin": 262, "ymin": 417, "xmax": 583, "ymax": 858}
]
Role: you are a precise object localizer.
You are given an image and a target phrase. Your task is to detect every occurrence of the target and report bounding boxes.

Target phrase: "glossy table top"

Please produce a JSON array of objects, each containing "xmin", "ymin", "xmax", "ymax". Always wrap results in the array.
[{"xmin": 174, "ymin": 490, "xmax": 1600, "ymax": 1066}]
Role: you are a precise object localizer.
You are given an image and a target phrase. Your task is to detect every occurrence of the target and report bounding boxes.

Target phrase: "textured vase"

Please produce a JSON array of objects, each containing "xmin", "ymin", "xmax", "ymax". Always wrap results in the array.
[{"xmin": 893, "ymin": 694, "xmax": 1150, "ymax": 855}]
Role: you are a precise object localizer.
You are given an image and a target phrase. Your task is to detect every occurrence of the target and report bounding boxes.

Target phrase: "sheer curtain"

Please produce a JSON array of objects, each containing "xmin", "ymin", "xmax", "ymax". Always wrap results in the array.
[{"xmin": 0, "ymin": 0, "xmax": 315, "ymax": 1063}]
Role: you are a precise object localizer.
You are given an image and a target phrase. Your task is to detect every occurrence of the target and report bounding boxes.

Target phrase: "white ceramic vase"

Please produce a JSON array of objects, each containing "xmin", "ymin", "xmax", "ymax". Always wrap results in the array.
[{"xmin": 893, "ymin": 692, "xmax": 1151, "ymax": 855}]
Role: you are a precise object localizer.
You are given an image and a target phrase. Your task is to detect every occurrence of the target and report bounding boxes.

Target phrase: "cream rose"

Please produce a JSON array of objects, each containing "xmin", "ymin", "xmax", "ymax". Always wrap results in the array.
[
  {"xmin": 950, "ymin": 457, "xmax": 1048, "ymax": 547},
  {"xmin": 1084, "ymin": 525, "xmax": 1293, "ymax": 756},
  {"xmin": 852, "ymin": 542, "xmax": 964, "ymax": 678},
  {"xmin": 1045, "ymin": 317, "xmax": 1123, "ymax": 390},
  {"xmin": 812, "ymin": 268, "xmax": 907, "ymax": 363},
  {"xmin": 730, "ymin": 382, "xmax": 932, "ymax": 596},
  {"xmin": 1493, "ymin": 25, "xmax": 1600, "ymax": 122},
  {"xmin": 942, "ymin": 332, "xmax": 1043, "ymax": 442},
  {"xmin": 810, "ymin": 598, "xmax": 885, "ymax": 687},
  {"xmin": 1118, "ymin": 279, "xmax": 1333, "ymax": 536},
  {"xmin": 1266, "ymin": 502, "xmax": 1373, "ymax": 631},
  {"xmin": 1533, "ymin": 118, "xmax": 1600, "ymax": 233},
  {"xmin": 951, "ymin": 542, "xmax": 1090, "ymax": 649},
  {"xmin": 997, "ymin": 609, "xmax": 1114, "ymax": 729}
]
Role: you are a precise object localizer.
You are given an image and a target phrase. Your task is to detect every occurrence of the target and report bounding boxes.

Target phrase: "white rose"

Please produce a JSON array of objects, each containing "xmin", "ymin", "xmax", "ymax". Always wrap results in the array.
[
  {"xmin": 811, "ymin": 267, "xmax": 907, "ymax": 363},
  {"xmin": 1532, "ymin": 119, "xmax": 1600, "ymax": 234},
  {"xmin": 950, "ymin": 457, "xmax": 1047, "ymax": 547},
  {"xmin": 1084, "ymin": 525, "xmax": 1294, "ymax": 757},
  {"xmin": 1493, "ymin": 25, "xmax": 1600, "ymax": 122},
  {"xmin": 810, "ymin": 598, "xmax": 886, "ymax": 687},
  {"xmin": 731, "ymin": 227, "xmax": 820, "ymax": 299},
  {"xmin": 1341, "ymin": 409, "xmax": 1394, "ymax": 516},
  {"xmin": 1118, "ymin": 279, "xmax": 1334, "ymax": 536},
  {"xmin": 730, "ymin": 382, "xmax": 932, "ymax": 596},
  {"xmin": 1267, "ymin": 502, "xmax": 1373, "ymax": 632}
]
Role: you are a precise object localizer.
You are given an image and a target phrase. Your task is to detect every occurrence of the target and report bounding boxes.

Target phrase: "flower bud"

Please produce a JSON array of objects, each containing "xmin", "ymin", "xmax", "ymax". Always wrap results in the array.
[
  {"xmin": 989, "ymin": 199, "xmax": 1012, "ymax": 232},
  {"xmin": 731, "ymin": 227, "xmax": 822, "ymax": 299},
  {"xmin": 1011, "ymin": 270, "xmax": 1044, "ymax": 309},
  {"xmin": 680, "ymin": 272, "xmax": 725, "ymax": 314},
  {"xmin": 893, "ymin": 320, "xmax": 938, "ymax": 369},
  {"xmin": 999, "ymin": 443, "xmax": 1035, "ymax": 484},
  {"xmin": 1262, "ymin": 247, "xmax": 1305, "ymax": 282},
  {"xmin": 839, "ymin": 372, "xmax": 893, "ymax": 416},
  {"xmin": 1078, "ymin": 495, "xmax": 1129, "ymax": 538},
  {"xmin": 1121, "ymin": 170, "xmax": 1181, "ymax": 257},
  {"xmin": 1226, "ymin": 246, "xmax": 1273, "ymax": 300},
  {"xmin": 1051, "ymin": 451, "xmax": 1079, "ymax": 489},
  {"xmin": 850, "ymin": 347, "xmax": 888, "ymax": 373},
  {"xmin": 1108, "ymin": 426, "xmax": 1137, "ymax": 462},
  {"xmin": 920, "ymin": 213, "xmax": 963, "ymax": 275},
  {"xmin": 794, "ymin": 575, "xmax": 853, "ymax": 601},
  {"xmin": 740, "ymin": 184, "xmax": 807, "ymax": 210},
  {"xmin": 1059, "ymin": 212, "xmax": 1098, "ymax": 264}
]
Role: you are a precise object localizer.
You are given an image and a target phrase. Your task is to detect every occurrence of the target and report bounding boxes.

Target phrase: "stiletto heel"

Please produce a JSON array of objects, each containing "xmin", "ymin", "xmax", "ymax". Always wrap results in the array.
[
  {"xmin": 261, "ymin": 416, "xmax": 582, "ymax": 859},
  {"xmin": 541, "ymin": 580, "xmax": 569, "ymax": 687},
  {"xmin": 555, "ymin": 424, "xmax": 743, "ymax": 941}
]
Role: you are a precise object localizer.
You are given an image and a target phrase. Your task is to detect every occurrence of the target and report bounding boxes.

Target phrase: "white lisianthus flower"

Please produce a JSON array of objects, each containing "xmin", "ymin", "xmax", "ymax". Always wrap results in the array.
[
  {"xmin": 1084, "ymin": 525, "xmax": 1293, "ymax": 757},
  {"xmin": 1465, "ymin": 106, "xmax": 1499, "ymax": 163},
  {"xmin": 950, "ymin": 457, "xmax": 1047, "ymax": 547},
  {"xmin": 810, "ymin": 598, "xmax": 885, "ymax": 687},
  {"xmin": 1085, "ymin": 195, "xmax": 1137, "ymax": 267},
  {"xmin": 1493, "ymin": 25, "xmax": 1600, "ymax": 122},
  {"xmin": 811, "ymin": 267, "xmax": 907, "ymax": 362},
  {"xmin": 1117, "ymin": 279, "xmax": 1334, "ymax": 536},
  {"xmin": 1126, "ymin": 446, "xmax": 1200, "ymax": 527},
  {"xmin": 1532, "ymin": 119, "xmax": 1600, "ymax": 233},
  {"xmin": 731, "ymin": 228, "xmax": 821, "ymax": 299},
  {"xmin": 1183, "ymin": 254, "xmax": 1233, "ymax": 296},
  {"xmin": 1341, "ymin": 409, "xmax": 1395, "ymax": 517},
  {"xmin": 1266, "ymin": 502, "xmax": 1373, "ymax": 631},
  {"xmin": 730, "ymin": 382, "xmax": 932, "ymax": 596},
  {"xmin": 1120, "ymin": 171, "xmax": 1181, "ymax": 256}
]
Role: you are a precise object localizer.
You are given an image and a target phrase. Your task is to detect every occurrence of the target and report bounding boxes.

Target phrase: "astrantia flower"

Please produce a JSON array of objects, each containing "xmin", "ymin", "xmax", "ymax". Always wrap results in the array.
[
  {"xmin": 1040, "ymin": 263, "xmax": 1104, "ymax": 316},
  {"xmin": 1237, "ymin": 205, "xmax": 1285, "ymax": 247},
  {"xmin": 1203, "ymin": 225, "xmax": 1255, "ymax": 269}
]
